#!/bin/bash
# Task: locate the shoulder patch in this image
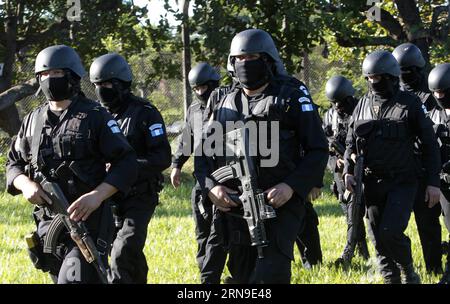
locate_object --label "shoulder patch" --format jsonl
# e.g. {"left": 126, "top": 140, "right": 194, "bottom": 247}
{"left": 149, "top": 123, "right": 164, "bottom": 137}
{"left": 107, "top": 120, "right": 121, "bottom": 134}
{"left": 299, "top": 85, "right": 310, "bottom": 96}
{"left": 298, "top": 96, "right": 312, "bottom": 104}
{"left": 421, "top": 104, "right": 428, "bottom": 115}
{"left": 301, "top": 104, "right": 314, "bottom": 112}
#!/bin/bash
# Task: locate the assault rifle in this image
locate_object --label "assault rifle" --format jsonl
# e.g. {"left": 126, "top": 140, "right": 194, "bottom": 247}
{"left": 211, "top": 127, "right": 276, "bottom": 258}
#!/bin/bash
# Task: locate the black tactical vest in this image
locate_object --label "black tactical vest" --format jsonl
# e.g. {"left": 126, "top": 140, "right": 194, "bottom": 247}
{"left": 352, "top": 91, "right": 419, "bottom": 178}
{"left": 212, "top": 78, "right": 302, "bottom": 191}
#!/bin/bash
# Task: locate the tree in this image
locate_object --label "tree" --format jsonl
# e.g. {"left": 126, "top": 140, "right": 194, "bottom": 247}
{"left": 154, "top": 0, "right": 325, "bottom": 77}
{"left": 322, "top": 0, "right": 450, "bottom": 69}
{"left": 0, "top": 0, "right": 147, "bottom": 136}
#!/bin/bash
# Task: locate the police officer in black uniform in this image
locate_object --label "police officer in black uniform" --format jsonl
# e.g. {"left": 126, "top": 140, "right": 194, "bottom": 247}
{"left": 295, "top": 190, "right": 323, "bottom": 269}
{"left": 199, "top": 29, "right": 328, "bottom": 284}
{"left": 323, "top": 76, "right": 369, "bottom": 266}
{"left": 393, "top": 43, "right": 442, "bottom": 274}
{"left": 427, "top": 63, "right": 450, "bottom": 284}
{"left": 170, "top": 62, "right": 227, "bottom": 283}
{"left": 89, "top": 53, "right": 171, "bottom": 284}
{"left": 344, "top": 50, "right": 441, "bottom": 284}
{"left": 6, "top": 45, "right": 138, "bottom": 284}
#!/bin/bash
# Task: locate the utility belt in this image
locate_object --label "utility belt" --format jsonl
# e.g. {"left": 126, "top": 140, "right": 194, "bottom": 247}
{"left": 364, "top": 167, "right": 412, "bottom": 180}
{"left": 127, "top": 178, "right": 162, "bottom": 197}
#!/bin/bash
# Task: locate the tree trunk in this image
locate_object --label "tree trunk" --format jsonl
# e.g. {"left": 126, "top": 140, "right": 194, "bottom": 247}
{"left": 180, "top": 0, "right": 191, "bottom": 121}
{"left": 0, "top": 15, "right": 21, "bottom": 137}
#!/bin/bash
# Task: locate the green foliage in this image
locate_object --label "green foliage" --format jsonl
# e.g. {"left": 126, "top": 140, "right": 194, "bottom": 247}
{"left": 0, "top": 1, "right": 147, "bottom": 83}
{"left": 155, "top": 0, "right": 325, "bottom": 75}
{"left": 0, "top": 154, "right": 6, "bottom": 192}
{"left": 322, "top": 0, "right": 449, "bottom": 67}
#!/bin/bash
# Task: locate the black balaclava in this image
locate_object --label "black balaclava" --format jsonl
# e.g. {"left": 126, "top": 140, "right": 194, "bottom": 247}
{"left": 368, "top": 74, "right": 399, "bottom": 99}
{"left": 400, "top": 66, "right": 423, "bottom": 90}
{"left": 39, "top": 70, "right": 79, "bottom": 102}
{"left": 195, "top": 80, "right": 219, "bottom": 104}
{"left": 234, "top": 55, "right": 273, "bottom": 90}
{"left": 334, "top": 96, "right": 357, "bottom": 116}
{"left": 435, "top": 89, "right": 450, "bottom": 109}
{"left": 95, "top": 79, "right": 131, "bottom": 113}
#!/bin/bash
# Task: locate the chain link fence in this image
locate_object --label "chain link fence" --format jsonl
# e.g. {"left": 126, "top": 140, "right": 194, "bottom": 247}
{"left": 0, "top": 57, "right": 186, "bottom": 151}
{"left": 0, "top": 52, "right": 337, "bottom": 158}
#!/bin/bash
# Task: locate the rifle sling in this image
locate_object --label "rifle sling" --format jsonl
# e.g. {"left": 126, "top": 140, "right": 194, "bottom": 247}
{"left": 30, "top": 105, "right": 49, "bottom": 171}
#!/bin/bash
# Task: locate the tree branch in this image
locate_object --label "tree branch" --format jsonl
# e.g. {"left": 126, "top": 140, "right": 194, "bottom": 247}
{"left": 16, "top": 18, "right": 71, "bottom": 50}
{"left": 336, "top": 35, "right": 398, "bottom": 48}
{"left": 430, "top": 5, "right": 449, "bottom": 41}
{"left": 0, "top": 78, "right": 38, "bottom": 112}
{"left": 377, "top": 9, "right": 405, "bottom": 40}
{"left": 394, "top": 0, "right": 421, "bottom": 28}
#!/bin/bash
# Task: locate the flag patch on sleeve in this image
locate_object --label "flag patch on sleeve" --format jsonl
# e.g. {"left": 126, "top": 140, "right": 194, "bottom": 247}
{"left": 301, "top": 104, "right": 314, "bottom": 112}
{"left": 107, "top": 120, "right": 121, "bottom": 134}
{"left": 149, "top": 123, "right": 164, "bottom": 137}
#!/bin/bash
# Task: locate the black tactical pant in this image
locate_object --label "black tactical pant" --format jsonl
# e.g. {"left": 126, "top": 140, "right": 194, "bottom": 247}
{"left": 440, "top": 190, "right": 450, "bottom": 261}
{"left": 191, "top": 184, "right": 227, "bottom": 283}
{"left": 200, "top": 206, "right": 228, "bottom": 283}
{"left": 220, "top": 198, "right": 305, "bottom": 284}
{"left": 57, "top": 244, "right": 109, "bottom": 284}
{"left": 331, "top": 171, "right": 367, "bottom": 253}
{"left": 364, "top": 178, "right": 417, "bottom": 281}
{"left": 295, "top": 201, "right": 322, "bottom": 267}
{"left": 413, "top": 178, "right": 442, "bottom": 273}
{"left": 442, "top": 190, "right": 450, "bottom": 233}
{"left": 108, "top": 191, "right": 157, "bottom": 284}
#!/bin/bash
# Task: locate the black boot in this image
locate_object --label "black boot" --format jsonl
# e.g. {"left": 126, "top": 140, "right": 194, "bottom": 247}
{"left": 334, "top": 243, "right": 354, "bottom": 268}
{"left": 357, "top": 239, "right": 370, "bottom": 261}
{"left": 438, "top": 263, "right": 450, "bottom": 284}
{"left": 398, "top": 263, "right": 421, "bottom": 284}
{"left": 383, "top": 275, "right": 401, "bottom": 284}
{"left": 438, "top": 250, "right": 450, "bottom": 284}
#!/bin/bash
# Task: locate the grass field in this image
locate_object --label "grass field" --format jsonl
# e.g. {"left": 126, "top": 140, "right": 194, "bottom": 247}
{"left": 0, "top": 169, "right": 447, "bottom": 284}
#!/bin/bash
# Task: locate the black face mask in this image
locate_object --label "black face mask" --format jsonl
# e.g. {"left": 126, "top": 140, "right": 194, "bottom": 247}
{"left": 195, "top": 82, "right": 217, "bottom": 104}
{"left": 40, "top": 76, "right": 72, "bottom": 102}
{"left": 368, "top": 76, "right": 398, "bottom": 98}
{"left": 400, "top": 67, "right": 422, "bottom": 89}
{"left": 435, "top": 89, "right": 450, "bottom": 109}
{"left": 234, "top": 58, "right": 271, "bottom": 90}
{"left": 335, "top": 96, "right": 356, "bottom": 116}
{"left": 95, "top": 86, "right": 122, "bottom": 112}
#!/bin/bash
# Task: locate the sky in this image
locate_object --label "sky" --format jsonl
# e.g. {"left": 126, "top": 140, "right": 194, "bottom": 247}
{"left": 134, "top": 0, "right": 194, "bottom": 25}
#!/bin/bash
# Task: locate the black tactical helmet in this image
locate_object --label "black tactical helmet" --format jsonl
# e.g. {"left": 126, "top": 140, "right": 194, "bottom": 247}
{"left": 325, "top": 75, "right": 355, "bottom": 101}
{"left": 428, "top": 63, "right": 450, "bottom": 92}
{"left": 228, "top": 28, "right": 287, "bottom": 76}
{"left": 188, "top": 62, "right": 220, "bottom": 87}
{"left": 89, "top": 53, "right": 133, "bottom": 83}
{"left": 35, "top": 45, "right": 86, "bottom": 78}
{"left": 362, "top": 50, "right": 401, "bottom": 77}
{"left": 392, "top": 43, "right": 425, "bottom": 68}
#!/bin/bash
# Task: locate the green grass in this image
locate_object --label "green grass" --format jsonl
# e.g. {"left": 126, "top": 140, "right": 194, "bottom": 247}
{"left": 0, "top": 168, "right": 447, "bottom": 284}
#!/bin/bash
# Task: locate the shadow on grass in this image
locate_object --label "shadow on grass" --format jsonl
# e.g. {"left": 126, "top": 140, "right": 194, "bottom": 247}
{"left": 155, "top": 179, "right": 196, "bottom": 218}
{"left": 314, "top": 202, "right": 344, "bottom": 218}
